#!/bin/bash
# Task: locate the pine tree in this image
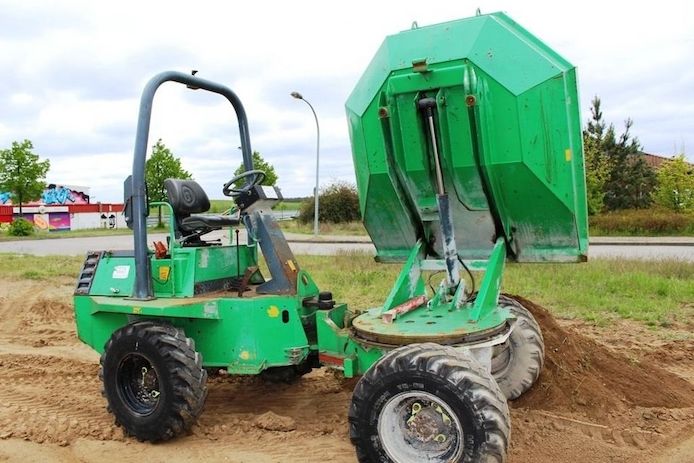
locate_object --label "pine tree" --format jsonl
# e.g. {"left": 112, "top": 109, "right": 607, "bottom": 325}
{"left": 584, "top": 97, "right": 656, "bottom": 211}
{"left": 582, "top": 98, "right": 609, "bottom": 214}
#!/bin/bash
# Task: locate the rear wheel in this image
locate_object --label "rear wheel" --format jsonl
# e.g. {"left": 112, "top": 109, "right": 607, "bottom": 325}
{"left": 491, "top": 295, "right": 545, "bottom": 400}
{"left": 349, "top": 343, "right": 510, "bottom": 463}
{"left": 100, "top": 321, "right": 207, "bottom": 441}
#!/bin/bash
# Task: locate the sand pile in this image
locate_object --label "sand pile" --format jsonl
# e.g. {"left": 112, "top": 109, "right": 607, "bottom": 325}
{"left": 511, "top": 295, "right": 694, "bottom": 420}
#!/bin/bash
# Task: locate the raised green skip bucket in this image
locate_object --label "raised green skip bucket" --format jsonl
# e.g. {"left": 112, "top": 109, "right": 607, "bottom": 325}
{"left": 346, "top": 12, "right": 588, "bottom": 263}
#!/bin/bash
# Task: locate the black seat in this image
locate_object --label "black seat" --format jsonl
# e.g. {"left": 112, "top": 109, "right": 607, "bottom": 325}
{"left": 164, "top": 179, "right": 238, "bottom": 243}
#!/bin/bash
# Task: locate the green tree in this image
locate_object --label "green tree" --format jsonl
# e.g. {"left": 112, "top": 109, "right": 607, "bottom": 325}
{"left": 298, "top": 181, "right": 360, "bottom": 224}
{"left": 584, "top": 96, "right": 656, "bottom": 211}
{"left": 146, "top": 139, "right": 192, "bottom": 226}
{"left": 233, "top": 151, "right": 278, "bottom": 188}
{"left": 583, "top": 137, "right": 609, "bottom": 214}
{"left": 654, "top": 155, "right": 694, "bottom": 212}
{"left": 582, "top": 100, "right": 609, "bottom": 214}
{"left": 0, "top": 139, "right": 50, "bottom": 216}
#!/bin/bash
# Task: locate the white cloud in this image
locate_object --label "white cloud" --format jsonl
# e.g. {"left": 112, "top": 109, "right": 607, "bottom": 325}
{"left": 47, "top": 152, "right": 131, "bottom": 203}
{"left": 0, "top": 0, "right": 692, "bottom": 202}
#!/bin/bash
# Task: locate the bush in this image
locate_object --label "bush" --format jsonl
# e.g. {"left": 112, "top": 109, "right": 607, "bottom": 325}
{"left": 589, "top": 208, "right": 694, "bottom": 236}
{"left": 298, "top": 182, "right": 361, "bottom": 224}
{"left": 8, "top": 218, "right": 35, "bottom": 236}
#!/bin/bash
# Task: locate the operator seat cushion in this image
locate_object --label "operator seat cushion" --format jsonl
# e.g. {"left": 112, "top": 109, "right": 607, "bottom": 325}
{"left": 164, "top": 179, "right": 238, "bottom": 236}
{"left": 165, "top": 178, "right": 210, "bottom": 215}
{"left": 180, "top": 215, "right": 238, "bottom": 232}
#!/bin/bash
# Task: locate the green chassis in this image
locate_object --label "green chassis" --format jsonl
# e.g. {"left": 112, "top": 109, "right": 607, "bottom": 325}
{"left": 74, "top": 207, "right": 512, "bottom": 378}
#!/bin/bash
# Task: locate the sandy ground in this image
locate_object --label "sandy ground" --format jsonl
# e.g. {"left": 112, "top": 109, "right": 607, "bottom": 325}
{"left": 0, "top": 277, "right": 693, "bottom": 463}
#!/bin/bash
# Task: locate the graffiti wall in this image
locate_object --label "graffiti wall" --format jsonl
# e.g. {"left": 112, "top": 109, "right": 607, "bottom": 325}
{"left": 19, "top": 212, "right": 71, "bottom": 231}
{"left": 0, "top": 192, "right": 124, "bottom": 229}
{"left": 0, "top": 184, "right": 90, "bottom": 205}
{"left": 49, "top": 212, "right": 71, "bottom": 231}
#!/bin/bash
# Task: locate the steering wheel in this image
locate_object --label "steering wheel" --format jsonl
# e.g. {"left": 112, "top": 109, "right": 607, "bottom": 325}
{"left": 222, "top": 169, "right": 266, "bottom": 197}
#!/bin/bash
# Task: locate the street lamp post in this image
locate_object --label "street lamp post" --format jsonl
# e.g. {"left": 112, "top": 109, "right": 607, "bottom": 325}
{"left": 291, "top": 91, "right": 320, "bottom": 236}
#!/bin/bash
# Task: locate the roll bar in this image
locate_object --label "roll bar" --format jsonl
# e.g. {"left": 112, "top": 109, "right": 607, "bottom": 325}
{"left": 129, "top": 71, "right": 254, "bottom": 300}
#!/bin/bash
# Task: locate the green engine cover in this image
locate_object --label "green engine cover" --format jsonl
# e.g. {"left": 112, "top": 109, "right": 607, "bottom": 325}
{"left": 346, "top": 12, "right": 588, "bottom": 263}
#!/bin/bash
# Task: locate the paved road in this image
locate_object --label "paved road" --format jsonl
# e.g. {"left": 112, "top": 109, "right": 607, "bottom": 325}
{"left": 0, "top": 232, "right": 693, "bottom": 261}
{"left": 0, "top": 231, "right": 377, "bottom": 257}
{"left": 588, "top": 245, "right": 694, "bottom": 261}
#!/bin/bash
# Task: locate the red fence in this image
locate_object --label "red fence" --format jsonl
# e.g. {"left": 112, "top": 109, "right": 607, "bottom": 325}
{"left": 0, "top": 205, "right": 11, "bottom": 223}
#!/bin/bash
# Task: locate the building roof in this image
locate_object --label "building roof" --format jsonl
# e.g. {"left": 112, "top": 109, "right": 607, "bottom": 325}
{"left": 638, "top": 151, "right": 694, "bottom": 169}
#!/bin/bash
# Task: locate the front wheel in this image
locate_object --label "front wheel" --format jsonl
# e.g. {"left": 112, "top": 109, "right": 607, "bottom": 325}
{"left": 100, "top": 321, "right": 208, "bottom": 441}
{"left": 349, "top": 343, "right": 510, "bottom": 463}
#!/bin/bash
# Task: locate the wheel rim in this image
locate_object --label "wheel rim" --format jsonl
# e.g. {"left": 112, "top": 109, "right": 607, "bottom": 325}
{"left": 491, "top": 338, "right": 512, "bottom": 376}
{"left": 117, "top": 353, "right": 161, "bottom": 416}
{"left": 378, "top": 391, "right": 464, "bottom": 463}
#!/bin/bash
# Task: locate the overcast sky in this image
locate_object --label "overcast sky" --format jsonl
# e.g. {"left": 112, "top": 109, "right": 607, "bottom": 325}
{"left": 0, "top": 0, "right": 692, "bottom": 203}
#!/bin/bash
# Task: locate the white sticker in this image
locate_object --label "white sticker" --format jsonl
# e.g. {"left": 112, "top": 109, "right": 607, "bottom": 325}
{"left": 261, "top": 185, "right": 278, "bottom": 199}
{"left": 199, "top": 248, "right": 209, "bottom": 268}
{"left": 203, "top": 302, "right": 219, "bottom": 319}
{"left": 112, "top": 265, "right": 130, "bottom": 279}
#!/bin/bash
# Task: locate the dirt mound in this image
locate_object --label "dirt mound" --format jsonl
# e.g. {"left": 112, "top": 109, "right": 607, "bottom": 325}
{"left": 644, "top": 339, "right": 694, "bottom": 364}
{"left": 26, "top": 297, "right": 73, "bottom": 322}
{"left": 0, "top": 275, "right": 693, "bottom": 462}
{"left": 253, "top": 411, "right": 297, "bottom": 432}
{"left": 512, "top": 295, "right": 694, "bottom": 421}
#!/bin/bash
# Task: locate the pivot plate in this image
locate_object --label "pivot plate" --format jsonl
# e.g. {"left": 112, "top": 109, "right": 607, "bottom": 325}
{"left": 352, "top": 302, "right": 509, "bottom": 346}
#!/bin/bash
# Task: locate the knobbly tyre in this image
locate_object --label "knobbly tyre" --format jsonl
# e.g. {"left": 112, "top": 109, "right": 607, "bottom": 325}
{"left": 74, "top": 11, "right": 587, "bottom": 462}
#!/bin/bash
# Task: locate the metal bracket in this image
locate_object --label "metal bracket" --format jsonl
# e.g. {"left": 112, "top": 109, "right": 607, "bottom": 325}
{"left": 380, "top": 241, "right": 426, "bottom": 313}
{"left": 469, "top": 238, "right": 506, "bottom": 321}
{"left": 249, "top": 211, "right": 300, "bottom": 295}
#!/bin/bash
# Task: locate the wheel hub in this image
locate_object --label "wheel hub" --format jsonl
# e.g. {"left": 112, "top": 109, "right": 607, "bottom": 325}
{"left": 406, "top": 402, "right": 452, "bottom": 447}
{"left": 118, "top": 353, "right": 161, "bottom": 415}
{"left": 378, "top": 391, "right": 463, "bottom": 463}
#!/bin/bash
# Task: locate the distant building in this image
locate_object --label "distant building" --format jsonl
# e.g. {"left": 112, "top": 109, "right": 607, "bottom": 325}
{"left": 0, "top": 183, "right": 124, "bottom": 231}
{"left": 638, "top": 151, "right": 694, "bottom": 170}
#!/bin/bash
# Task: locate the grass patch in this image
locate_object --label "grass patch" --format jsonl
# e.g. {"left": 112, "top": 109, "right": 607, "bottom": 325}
{"left": 208, "top": 199, "right": 234, "bottom": 214}
{"left": 0, "top": 227, "right": 134, "bottom": 242}
{"left": 208, "top": 199, "right": 302, "bottom": 214}
{"left": 590, "top": 208, "right": 694, "bottom": 236}
{"left": 281, "top": 220, "right": 368, "bottom": 236}
{"left": 503, "top": 259, "right": 694, "bottom": 327}
{"left": 0, "top": 254, "right": 84, "bottom": 279}
{"left": 276, "top": 200, "right": 302, "bottom": 212}
{"left": 300, "top": 255, "right": 693, "bottom": 328}
{"left": 2, "top": 252, "right": 690, "bottom": 330}
{"left": 300, "top": 253, "right": 397, "bottom": 310}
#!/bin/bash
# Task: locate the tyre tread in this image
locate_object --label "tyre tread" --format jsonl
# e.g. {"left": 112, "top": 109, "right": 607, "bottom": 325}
{"left": 495, "top": 295, "right": 545, "bottom": 400}
{"left": 349, "top": 343, "right": 510, "bottom": 463}
{"left": 99, "top": 321, "right": 207, "bottom": 442}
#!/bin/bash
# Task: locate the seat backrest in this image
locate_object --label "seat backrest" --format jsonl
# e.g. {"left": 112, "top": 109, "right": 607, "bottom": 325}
{"left": 164, "top": 179, "right": 210, "bottom": 218}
